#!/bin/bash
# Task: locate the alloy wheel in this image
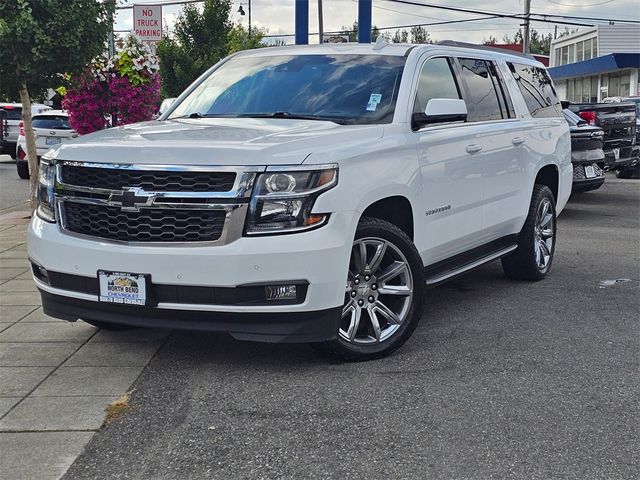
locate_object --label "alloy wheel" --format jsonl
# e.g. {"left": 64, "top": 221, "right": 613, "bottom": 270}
{"left": 534, "top": 197, "right": 554, "bottom": 272}
{"left": 340, "top": 237, "right": 414, "bottom": 345}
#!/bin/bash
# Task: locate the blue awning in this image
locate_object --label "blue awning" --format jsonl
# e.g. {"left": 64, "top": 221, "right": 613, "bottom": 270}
{"left": 548, "top": 53, "right": 640, "bottom": 80}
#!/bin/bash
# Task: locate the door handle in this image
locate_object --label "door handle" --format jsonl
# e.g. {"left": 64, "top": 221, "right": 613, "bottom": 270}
{"left": 512, "top": 136, "right": 526, "bottom": 145}
{"left": 466, "top": 144, "right": 482, "bottom": 154}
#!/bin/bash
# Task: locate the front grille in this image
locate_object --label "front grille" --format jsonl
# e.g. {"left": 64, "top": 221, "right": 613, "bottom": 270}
{"left": 60, "top": 165, "right": 236, "bottom": 192}
{"left": 62, "top": 202, "right": 226, "bottom": 242}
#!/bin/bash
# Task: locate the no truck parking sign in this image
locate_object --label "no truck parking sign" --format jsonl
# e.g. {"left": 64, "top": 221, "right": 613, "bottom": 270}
{"left": 133, "top": 4, "right": 162, "bottom": 42}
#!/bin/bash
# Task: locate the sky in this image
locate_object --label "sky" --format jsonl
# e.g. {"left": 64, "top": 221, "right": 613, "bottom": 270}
{"left": 115, "top": 0, "right": 640, "bottom": 45}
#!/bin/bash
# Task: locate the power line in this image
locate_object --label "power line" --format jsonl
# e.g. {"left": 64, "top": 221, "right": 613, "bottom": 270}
{"left": 115, "top": 0, "right": 203, "bottom": 10}
{"left": 544, "top": 0, "right": 616, "bottom": 6}
{"left": 384, "top": 0, "right": 640, "bottom": 25}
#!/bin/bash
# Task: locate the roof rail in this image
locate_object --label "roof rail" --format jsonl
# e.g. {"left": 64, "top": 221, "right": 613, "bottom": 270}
{"left": 436, "top": 40, "right": 538, "bottom": 61}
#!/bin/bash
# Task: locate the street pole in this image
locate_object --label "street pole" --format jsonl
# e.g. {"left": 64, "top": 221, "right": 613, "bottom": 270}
{"left": 248, "top": 0, "right": 252, "bottom": 37}
{"left": 318, "top": 0, "right": 324, "bottom": 44}
{"left": 523, "top": 0, "right": 531, "bottom": 54}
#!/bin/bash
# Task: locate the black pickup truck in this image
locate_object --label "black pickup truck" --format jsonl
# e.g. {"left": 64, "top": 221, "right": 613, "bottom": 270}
{"left": 564, "top": 101, "right": 639, "bottom": 178}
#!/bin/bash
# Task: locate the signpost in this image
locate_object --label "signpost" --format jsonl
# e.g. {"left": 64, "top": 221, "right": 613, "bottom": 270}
{"left": 133, "top": 4, "right": 162, "bottom": 42}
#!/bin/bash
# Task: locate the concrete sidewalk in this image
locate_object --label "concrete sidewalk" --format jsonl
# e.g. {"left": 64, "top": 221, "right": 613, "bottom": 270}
{"left": 0, "top": 213, "right": 169, "bottom": 479}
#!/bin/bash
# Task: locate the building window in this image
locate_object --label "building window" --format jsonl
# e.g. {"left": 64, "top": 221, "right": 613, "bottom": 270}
{"left": 561, "top": 46, "right": 568, "bottom": 65}
{"left": 620, "top": 71, "right": 631, "bottom": 96}
{"left": 609, "top": 72, "right": 620, "bottom": 97}
{"left": 590, "top": 76, "right": 598, "bottom": 102}
{"left": 568, "top": 44, "right": 575, "bottom": 63}
{"left": 592, "top": 38, "right": 598, "bottom": 58}
{"left": 584, "top": 40, "right": 592, "bottom": 60}
{"left": 576, "top": 42, "right": 584, "bottom": 62}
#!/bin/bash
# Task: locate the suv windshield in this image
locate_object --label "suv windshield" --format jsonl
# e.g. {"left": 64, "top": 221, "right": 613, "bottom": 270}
{"left": 168, "top": 54, "right": 406, "bottom": 125}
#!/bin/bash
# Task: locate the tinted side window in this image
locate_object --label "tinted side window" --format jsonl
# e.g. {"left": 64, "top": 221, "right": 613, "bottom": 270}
{"left": 457, "top": 58, "right": 504, "bottom": 122}
{"left": 488, "top": 62, "right": 515, "bottom": 119}
{"left": 413, "top": 57, "right": 460, "bottom": 114}
{"left": 509, "top": 63, "right": 562, "bottom": 118}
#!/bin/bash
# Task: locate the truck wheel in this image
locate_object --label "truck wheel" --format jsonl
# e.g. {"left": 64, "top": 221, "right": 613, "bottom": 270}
{"left": 502, "top": 185, "right": 556, "bottom": 281}
{"left": 319, "top": 217, "right": 425, "bottom": 361}
{"left": 16, "top": 161, "right": 29, "bottom": 179}
{"left": 615, "top": 169, "right": 633, "bottom": 179}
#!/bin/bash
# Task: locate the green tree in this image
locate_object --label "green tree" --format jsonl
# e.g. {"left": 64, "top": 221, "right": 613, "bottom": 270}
{"left": 338, "top": 21, "right": 384, "bottom": 43}
{"left": 157, "top": 0, "right": 232, "bottom": 98}
{"left": 410, "top": 26, "right": 431, "bottom": 44}
{"left": 502, "top": 28, "right": 554, "bottom": 56}
{"left": 391, "top": 29, "right": 409, "bottom": 43}
{"left": 483, "top": 35, "right": 498, "bottom": 45}
{"left": 0, "top": 0, "right": 115, "bottom": 207}
{"left": 227, "top": 23, "right": 266, "bottom": 54}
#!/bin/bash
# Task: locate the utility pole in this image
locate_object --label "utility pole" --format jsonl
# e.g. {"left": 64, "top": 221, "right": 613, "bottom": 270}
{"left": 248, "top": 0, "right": 252, "bottom": 37}
{"left": 523, "top": 0, "right": 531, "bottom": 54}
{"left": 318, "top": 0, "right": 324, "bottom": 44}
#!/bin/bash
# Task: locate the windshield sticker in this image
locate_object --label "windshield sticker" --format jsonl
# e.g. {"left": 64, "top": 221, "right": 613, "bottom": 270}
{"left": 366, "top": 93, "right": 383, "bottom": 112}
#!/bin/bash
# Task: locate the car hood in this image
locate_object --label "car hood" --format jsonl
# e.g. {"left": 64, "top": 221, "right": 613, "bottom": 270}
{"left": 46, "top": 118, "right": 384, "bottom": 166}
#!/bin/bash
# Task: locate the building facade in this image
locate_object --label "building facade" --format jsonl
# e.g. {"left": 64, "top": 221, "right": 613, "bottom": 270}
{"left": 548, "top": 24, "right": 640, "bottom": 102}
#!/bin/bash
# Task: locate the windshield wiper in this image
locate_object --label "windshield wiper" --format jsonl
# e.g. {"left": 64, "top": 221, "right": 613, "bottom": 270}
{"left": 171, "top": 112, "right": 352, "bottom": 125}
{"left": 241, "top": 112, "right": 350, "bottom": 125}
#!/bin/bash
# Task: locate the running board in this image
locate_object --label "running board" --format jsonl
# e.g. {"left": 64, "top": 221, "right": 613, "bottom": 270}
{"left": 425, "top": 243, "right": 518, "bottom": 287}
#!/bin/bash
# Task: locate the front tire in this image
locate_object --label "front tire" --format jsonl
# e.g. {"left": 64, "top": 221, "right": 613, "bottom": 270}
{"left": 319, "top": 217, "right": 425, "bottom": 361}
{"left": 502, "top": 185, "right": 556, "bottom": 281}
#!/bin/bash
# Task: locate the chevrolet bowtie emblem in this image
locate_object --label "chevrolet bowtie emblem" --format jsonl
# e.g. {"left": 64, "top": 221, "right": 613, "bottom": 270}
{"left": 108, "top": 187, "right": 156, "bottom": 212}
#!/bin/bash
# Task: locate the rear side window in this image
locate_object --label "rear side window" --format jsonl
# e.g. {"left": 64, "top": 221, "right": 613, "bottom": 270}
{"left": 413, "top": 57, "right": 460, "bottom": 114}
{"left": 457, "top": 58, "right": 504, "bottom": 122}
{"left": 32, "top": 116, "right": 71, "bottom": 130}
{"left": 0, "top": 107, "right": 22, "bottom": 121}
{"left": 508, "top": 63, "right": 561, "bottom": 118}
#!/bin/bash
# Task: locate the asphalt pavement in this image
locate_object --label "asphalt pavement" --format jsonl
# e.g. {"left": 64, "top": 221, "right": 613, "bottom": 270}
{"left": 53, "top": 178, "right": 640, "bottom": 479}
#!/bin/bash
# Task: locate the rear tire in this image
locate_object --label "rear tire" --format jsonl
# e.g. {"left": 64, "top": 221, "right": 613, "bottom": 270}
{"left": 502, "top": 185, "right": 556, "bottom": 281}
{"left": 16, "top": 161, "right": 29, "bottom": 179}
{"left": 317, "top": 217, "right": 425, "bottom": 362}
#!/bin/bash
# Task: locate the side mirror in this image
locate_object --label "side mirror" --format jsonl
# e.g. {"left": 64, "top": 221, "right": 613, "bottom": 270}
{"left": 159, "top": 97, "right": 177, "bottom": 115}
{"left": 412, "top": 98, "right": 467, "bottom": 129}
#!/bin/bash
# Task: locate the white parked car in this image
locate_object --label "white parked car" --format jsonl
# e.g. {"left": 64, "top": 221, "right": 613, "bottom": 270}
{"left": 28, "top": 42, "right": 572, "bottom": 360}
{"left": 15, "top": 110, "right": 77, "bottom": 179}
{"left": 0, "top": 102, "right": 51, "bottom": 157}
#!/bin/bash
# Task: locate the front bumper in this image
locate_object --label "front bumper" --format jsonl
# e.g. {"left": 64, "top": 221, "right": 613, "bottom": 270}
{"left": 28, "top": 211, "right": 356, "bottom": 340}
{"left": 41, "top": 291, "right": 341, "bottom": 343}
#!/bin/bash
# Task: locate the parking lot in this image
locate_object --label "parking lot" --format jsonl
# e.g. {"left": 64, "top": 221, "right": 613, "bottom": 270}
{"left": 0, "top": 168, "right": 638, "bottom": 479}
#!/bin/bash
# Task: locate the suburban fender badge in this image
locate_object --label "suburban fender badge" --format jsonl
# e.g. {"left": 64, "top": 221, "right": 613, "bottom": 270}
{"left": 425, "top": 205, "right": 451, "bottom": 216}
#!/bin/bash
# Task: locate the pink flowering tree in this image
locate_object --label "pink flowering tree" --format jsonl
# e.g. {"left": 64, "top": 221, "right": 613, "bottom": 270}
{"left": 63, "top": 35, "right": 161, "bottom": 135}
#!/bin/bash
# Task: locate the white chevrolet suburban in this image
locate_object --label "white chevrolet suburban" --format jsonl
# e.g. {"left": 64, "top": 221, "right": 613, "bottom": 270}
{"left": 28, "top": 42, "right": 572, "bottom": 360}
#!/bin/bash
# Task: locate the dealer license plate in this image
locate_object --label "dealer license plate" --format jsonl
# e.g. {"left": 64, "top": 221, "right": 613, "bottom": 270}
{"left": 613, "top": 148, "right": 620, "bottom": 160}
{"left": 584, "top": 165, "right": 596, "bottom": 178}
{"left": 98, "top": 271, "right": 149, "bottom": 306}
{"left": 45, "top": 137, "right": 61, "bottom": 145}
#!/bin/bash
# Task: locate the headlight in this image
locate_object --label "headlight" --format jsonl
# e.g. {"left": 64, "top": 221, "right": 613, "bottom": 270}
{"left": 245, "top": 165, "right": 338, "bottom": 235}
{"left": 36, "top": 159, "right": 56, "bottom": 222}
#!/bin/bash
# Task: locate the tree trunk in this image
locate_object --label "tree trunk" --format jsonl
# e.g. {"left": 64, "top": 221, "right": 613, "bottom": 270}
{"left": 18, "top": 84, "right": 39, "bottom": 212}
